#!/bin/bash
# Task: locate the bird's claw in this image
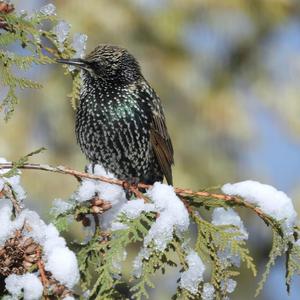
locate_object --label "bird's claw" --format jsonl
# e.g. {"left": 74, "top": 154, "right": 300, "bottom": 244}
{"left": 122, "top": 177, "right": 139, "bottom": 199}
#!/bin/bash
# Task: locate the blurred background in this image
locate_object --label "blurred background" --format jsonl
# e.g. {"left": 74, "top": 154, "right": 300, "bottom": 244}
{"left": 1, "top": 0, "right": 300, "bottom": 299}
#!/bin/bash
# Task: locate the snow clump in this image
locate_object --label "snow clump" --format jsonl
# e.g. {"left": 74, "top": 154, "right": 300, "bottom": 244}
{"left": 212, "top": 207, "right": 248, "bottom": 267}
{"left": 0, "top": 202, "right": 79, "bottom": 289}
{"left": 0, "top": 157, "right": 26, "bottom": 202}
{"left": 180, "top": 250, "right": 205, "bottom": 294}
{"left": 5, "top": 273, "right": 43, "bottom": 300}
{"left": 202, "top": 283, "right": 215, "bottom": 300}
{"left": 53, "top": 20, "right": 71, "bottom": 52}
{"left": 72, "top": 32, "right": 88, "bottom": 58}
{"left": 222, "top": 180, "right": 297, "bottom": 235}
{"left": 39, "top": 3, "right": 56, "bottom": 16}
{"left": 144, "top": 182, "right": 190, "bottom": 251}
{"left": 76, "top": 164, "right": 127, "bottom": 229}
{"left": 212, "top": 207, "right": 248, "bottom": 240}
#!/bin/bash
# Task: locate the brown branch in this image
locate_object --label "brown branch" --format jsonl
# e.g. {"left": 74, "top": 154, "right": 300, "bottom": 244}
{"left": 36, "top": 248, "right": 48, "bottom": 285}
{"left": 0, "top": 162, "right": 272, "bottom": 224}
{"left": 0, "top": 1, "right": 14, "bottom": 31}
{"left": 176, "top": 187, "right": 272, "bottom": 224}
{"left": 2, "top": 183, "right": 21, "bottom": 214}
{"left": 0, "top": 1, "right": 14, "bottom": 14}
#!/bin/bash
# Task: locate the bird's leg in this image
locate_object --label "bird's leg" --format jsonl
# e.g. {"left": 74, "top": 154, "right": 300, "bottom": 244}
{"left": 74, "top": 175, "right": 82, "bottom": 183}
{"left": 122, "top": 181, "right": 132, "bottom": 200}
{"left": 84, "top": 162, "right": 96, "bottom": 174}
{"left": 91, "top": 162, "right": 96, "bottom": 174}
{"left": 130, "top": 177, "right": 140, "bottom": 189}
{"left": 122, "top": 177, "right": 140, "bottom": 200}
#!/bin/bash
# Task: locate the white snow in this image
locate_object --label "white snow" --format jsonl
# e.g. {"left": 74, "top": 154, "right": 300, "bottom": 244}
{"left": 5, "top": 273, "right": 43, "bottom": 300}
{"left": 132, "top": 247, "right": 151, "bottom": 278}
{"left": 0, "top": 157, "right": 79, "bottom": 289}
{"left": 82, "top": 290, "right": 90, "bottom": 299}
{"left": 202, "top": 283, "right": 215, "bottom": 300}
{"left": 43, "top": 223, "right": 67, "bottom": 254}
{"left": 53, "top": 21, "right": 71, "bottom": 52}
{"left": 222, "top": 180, "right": 298, "bottom": 235}
{"left": 221, "top": 278, "right": 237, "bottom": 294}
{"left": 45, "top": 246, "right": 79, "bottom": 288}
{"left": 0, "top": 200, "right": 15, "bottom": 246}
{"left": 212, "top": 208, "right": 248, "bottom": 240}
{"left": 40, "top": 3, "right": 56, "bottom": 16}
{"left": 92, "top": 164, "right": 126, "bottom": 204}
{"left": 144, "top": 182, "right": 189, "bottom": 251}
{"left": 111, "top": 250, "right": 127, "bottom": 273}
{"left": 7, "top": 173, "right": 26, "bottom": 202}
{"left": 118, "top": 199, "right": 155, "bottom": 219}
{"left": 212, "top": 208, "right": 248, "bottom": 267}
{"left": 180, "top": 250, "right": 205, "bottom": 294}
{"left": 0, "top": 200, "right": 32, "bottom": 246}
{"left": 110, "top": 190, "right": 154, "bottom": 231}
{"left": 130, "top": 183, "right": 190, "bottom": 276}
{"left": 0, "top": 177, "right": 4, "bottom": 191}
{"left": 129, "top": 185, "right": 190, "bottom": 273}
{"left": 0, "top": 157, "right": 26, "bottom": 202}
{"left": 21, "top": 212, "right": 79, "bottom": 288}
{"left": 67, "top": 33, "right": 88, "bottom": 71}
{"left": 218, "top": 247, "right": 241, "bottom": 267}
{"left": 0, "top": 202, "right": 79, "bottom": 288}
{"left": 77, "top": 179, "right": 96, "bottom": 201}
{"left": 76, "top": 164, "right": 127, "bottom": 229}
{"left": 111, "top": 221, "right": 129, "bottom": 231}
{"left": 144, "top": 215, "right": 174, "bottom": 251}
{"left": 51, "top": 198, "right": 74, "bottom": 215}
{"left": 72, "top": 33, "right": 88, "bottom": 58}
{"left": 63, "top": 297, "right": 75, "bottom": 300}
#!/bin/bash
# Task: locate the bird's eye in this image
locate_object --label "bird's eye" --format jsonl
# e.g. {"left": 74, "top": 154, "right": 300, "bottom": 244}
{"left": 85, "top": 61, "right": 103, "bottom": 73}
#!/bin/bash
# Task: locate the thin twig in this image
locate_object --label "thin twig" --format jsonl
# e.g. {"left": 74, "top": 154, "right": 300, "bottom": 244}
{"left": 0, "top": 1, "right": 14, "bottom": 31}
{"left": 36, "top": 248, "right": 51, "bottom": 300}
{"left": 93, "top": 213, "right": 100, "bottom": 229}
{"left": 36, "top": 248, "right": 48, "bottom": 285}
{"left": 0, "top": 162, "right": 271, "bottom": 222}
{"left": 2, "top": 184, "right": 21, "bottom": 214}
{"left": 0, "top": 1, "right": 14, "bottom": 14}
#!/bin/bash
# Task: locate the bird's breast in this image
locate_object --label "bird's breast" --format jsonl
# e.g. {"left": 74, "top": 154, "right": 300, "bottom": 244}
{"left": 75, "top": 86, "right": 152, "bottom": 162}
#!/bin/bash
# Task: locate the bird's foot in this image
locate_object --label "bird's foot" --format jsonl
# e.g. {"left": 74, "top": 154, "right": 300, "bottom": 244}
{"left": 84, "top": 163, "right": 96, "bottom": 174}
{"left": 122, "top": 177, "right": 140, "bottom": 200}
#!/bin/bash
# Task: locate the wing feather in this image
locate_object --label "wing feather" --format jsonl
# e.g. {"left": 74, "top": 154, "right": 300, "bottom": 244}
{"left": 150, "top": 112, "right": 174, "bottom": 185}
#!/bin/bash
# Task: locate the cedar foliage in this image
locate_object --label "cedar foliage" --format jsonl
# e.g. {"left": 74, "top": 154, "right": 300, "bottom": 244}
{"left": 0, "top": 3, "right": 80, "bottom": 120}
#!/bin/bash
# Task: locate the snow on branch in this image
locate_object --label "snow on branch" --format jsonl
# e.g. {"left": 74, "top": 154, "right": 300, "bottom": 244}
{"left": 0, "top": 161, "right": 281, "bottom": 225}
{"left": 0, "top": 159, "right": 300, "bottom": 299}
{"left": 0, "top": 166, "right": 78, "bottom": 299}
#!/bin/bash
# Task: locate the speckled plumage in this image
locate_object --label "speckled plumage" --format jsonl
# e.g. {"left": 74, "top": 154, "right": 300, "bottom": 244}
{"left": 58, "top": 45, "right": 174, "bottom": 185}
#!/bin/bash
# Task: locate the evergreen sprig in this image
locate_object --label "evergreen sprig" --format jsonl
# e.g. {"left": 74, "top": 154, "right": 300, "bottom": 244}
{"left": 0, "top": 5, "right": 80, "bottom": 120}
{"left": 286, "top": 237, "right": 300, "bottom": 292}
{"left": 49, "top": 187, "right": 299, "bottom": 300}
{"left": 0, "top": 156, "right": 299, "bottom": 299}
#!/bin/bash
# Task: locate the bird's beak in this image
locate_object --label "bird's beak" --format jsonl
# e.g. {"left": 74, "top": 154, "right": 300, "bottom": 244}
{"left": 56, "top": 58, "right": 88, "bottom": 70}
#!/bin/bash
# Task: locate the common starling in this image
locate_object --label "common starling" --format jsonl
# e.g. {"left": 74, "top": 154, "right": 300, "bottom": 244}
{"left": 57, "top": 44, "right": 174, "bottom": 185}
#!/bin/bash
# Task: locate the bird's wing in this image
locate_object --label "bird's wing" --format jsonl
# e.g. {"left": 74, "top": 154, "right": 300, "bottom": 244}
{"left": 149, "top": 103, "right": 174, "bottom": 186}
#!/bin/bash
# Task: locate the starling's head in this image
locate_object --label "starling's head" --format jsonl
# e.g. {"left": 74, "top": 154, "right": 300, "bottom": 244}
{"left": 57, "top": 44, "right": 142, "bottom": 84}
